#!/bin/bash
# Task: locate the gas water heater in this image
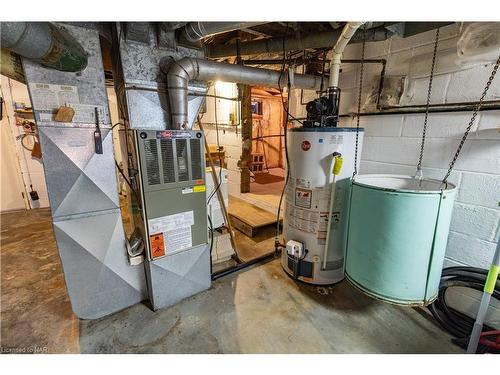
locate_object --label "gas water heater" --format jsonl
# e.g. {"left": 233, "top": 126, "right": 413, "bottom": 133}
{"left": 281, "top": 88, "right": 364, "bottom": 285}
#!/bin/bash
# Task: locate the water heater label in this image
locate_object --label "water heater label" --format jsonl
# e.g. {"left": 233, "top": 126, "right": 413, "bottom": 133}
{"left": 285, "top": 203, "right": 319, "bottom": 234}
{"left": 295, "top": 188, "right": 312, "bottom": 209}
{"left": 296, "top": 178, "right": 311, "bottom": 189}
{"left": 328, "top": 134, "right": 343, "bottom": 144}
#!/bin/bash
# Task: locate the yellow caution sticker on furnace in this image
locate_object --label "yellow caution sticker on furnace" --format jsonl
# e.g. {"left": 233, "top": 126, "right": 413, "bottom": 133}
{"left": 193, "top": 185, "right": 206, "bottom": 193}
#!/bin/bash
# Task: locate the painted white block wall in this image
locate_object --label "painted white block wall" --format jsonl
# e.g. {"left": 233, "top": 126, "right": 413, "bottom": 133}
{"left": 202, "top": 124, "right": 242, "bottom": 197}
{"left": 1, "top": 76, "right": 50, "bottom": 209}
{"left": 0, "top": 88, "right": 27, "bottom": 212}
{"left": 289, "top": 23, "right": 500, "bottom": 326}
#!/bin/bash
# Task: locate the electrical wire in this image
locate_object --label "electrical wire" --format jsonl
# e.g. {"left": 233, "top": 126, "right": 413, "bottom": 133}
{"left": 20, "top": 133, "right": 36, "bottom": 151}
{"left": 428, "top": 266, "right": 500, "bottom": 351}
{"left": 206, "top": 86, "right": 225, "bottom": 205}
{"left": 275, "top": 23, "right": 293, "bottom": 250}
{"left": 207, "top": 214, "right": 214, "bottom": 275}
{"left": 114, "top": 159, "right": 143, "bottom": 219}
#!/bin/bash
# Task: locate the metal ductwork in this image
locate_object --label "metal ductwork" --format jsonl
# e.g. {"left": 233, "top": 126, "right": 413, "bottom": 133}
{"left": 161, "top": 57, "right": 324, "bottom": 129}
{"left": 207, "top": 25, "right": 392, "bottom": 58}
{"left": 180, "top": 22, "right": 266, "bottom": 43}
{"left": 0, "top": 22, "right": 88, "bottom": 72}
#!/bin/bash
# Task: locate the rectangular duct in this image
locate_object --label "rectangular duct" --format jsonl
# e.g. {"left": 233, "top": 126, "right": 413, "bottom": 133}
{"left": 22, "top": 24, "right": 147, "bottom": 319}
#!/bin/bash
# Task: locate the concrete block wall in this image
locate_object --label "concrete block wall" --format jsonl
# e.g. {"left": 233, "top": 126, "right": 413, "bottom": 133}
{"left": 290, "top": 23, "right": 500, "bottom": 325}
{"left": 202, "top": 123, "right": 243, "bottom": 197}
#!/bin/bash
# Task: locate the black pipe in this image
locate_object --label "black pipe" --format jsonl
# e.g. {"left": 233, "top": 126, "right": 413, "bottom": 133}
{"left": 352, "top": 101, "right": 500, "bottom": 116}
{"left": 290, "top": 100, "right": 500, "bottom": 120}
{"left": 242, "top": 58, "right": 386, "bottom": 66}
{"left": 211, "top": 250, "right": 279, "bottom": 281}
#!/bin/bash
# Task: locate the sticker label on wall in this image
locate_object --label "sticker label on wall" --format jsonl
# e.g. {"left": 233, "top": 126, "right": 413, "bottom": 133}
{"left": 29, "top": 83, "right": 79, "bottom": 111}
{"left": 150, "top": 233, "right": 165, "bottom": 258}
{"left": 295, "top": 188, "right": 312, "bottom": 209}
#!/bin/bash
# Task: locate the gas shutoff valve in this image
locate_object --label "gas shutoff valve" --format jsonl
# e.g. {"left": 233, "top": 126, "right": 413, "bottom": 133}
{"left": 286, "top": 240, "right": 304, "bottom": 258}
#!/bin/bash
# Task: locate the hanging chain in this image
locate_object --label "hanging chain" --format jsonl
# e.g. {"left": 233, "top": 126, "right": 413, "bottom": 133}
{"left": 416, "top": 28, "right": 440, "bottom": 177}
{"left": 442, "top": 54, "right": 500, "bottom": 185}
{"left": 353, "top": 27, "right": 366, "bottom": 178}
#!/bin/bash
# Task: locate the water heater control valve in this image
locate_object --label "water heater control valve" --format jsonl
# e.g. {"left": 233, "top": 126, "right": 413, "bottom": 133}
{"left": 286, "top": 240, "right": 305, "bottom": 258}
{"left": 303, "top": 86, "right": 341, "bottom": 128}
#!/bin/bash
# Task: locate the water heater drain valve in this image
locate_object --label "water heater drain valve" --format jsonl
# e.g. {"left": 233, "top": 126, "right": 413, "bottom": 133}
{"left": 286, "top": 240, "right": 305, "bottom": 258}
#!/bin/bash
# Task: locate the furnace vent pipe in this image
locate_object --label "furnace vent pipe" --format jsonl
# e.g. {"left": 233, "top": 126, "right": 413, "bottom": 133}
{"left": 181, "top": 22, "right": 266, "bottom": 43}
{"left": 161, "top": 57, "right": 323, "bottom": 129}
{"left": 0, "top": 22, "right": 88, "bottom": 72}
{"left": 329, "top": 22, "right": 365, "bottom": 87}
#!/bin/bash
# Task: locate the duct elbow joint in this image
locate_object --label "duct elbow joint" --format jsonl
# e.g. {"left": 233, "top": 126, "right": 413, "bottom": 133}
{"left": 162, "top": 57, "right": 198, "bottom": 129}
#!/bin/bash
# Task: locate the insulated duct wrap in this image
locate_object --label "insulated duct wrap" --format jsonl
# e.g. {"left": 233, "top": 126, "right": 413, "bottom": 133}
{"left": 1, "top": 22, "right": 88, "bottom": 72}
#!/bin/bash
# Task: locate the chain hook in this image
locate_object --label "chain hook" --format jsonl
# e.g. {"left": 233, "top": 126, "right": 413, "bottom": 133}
{"left": 352, "top": 26, "right": 366, "bottom": 179}
{"left": 415, "top": 28, "right": 440, "bottom": 180}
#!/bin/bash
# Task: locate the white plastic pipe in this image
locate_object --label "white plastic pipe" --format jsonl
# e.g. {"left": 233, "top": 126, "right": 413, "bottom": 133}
{"left": 328, "top": 22, "right": 365, "bottom": 87}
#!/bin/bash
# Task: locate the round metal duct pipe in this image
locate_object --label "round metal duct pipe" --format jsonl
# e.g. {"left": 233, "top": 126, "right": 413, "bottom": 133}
{"left": 0, "top": 22, "right": 88, "bottom": 72}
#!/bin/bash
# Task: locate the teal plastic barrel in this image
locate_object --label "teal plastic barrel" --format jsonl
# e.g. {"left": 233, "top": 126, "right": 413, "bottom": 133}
{"left": 345, "top": 175, "right": 457, "bottom": 306}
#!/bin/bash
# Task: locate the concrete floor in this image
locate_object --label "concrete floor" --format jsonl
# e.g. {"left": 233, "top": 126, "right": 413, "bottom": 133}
{"left": 1, "top": 208, "right": 462, "bottom": 354}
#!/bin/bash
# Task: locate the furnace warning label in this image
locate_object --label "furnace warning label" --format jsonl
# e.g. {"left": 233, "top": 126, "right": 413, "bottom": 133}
{"left": 295, "top": 188, "right": 312, "bottom": 209}
{"left": 148, "top": 211, "right": 194, "bottom": 233}
{"left": 165, "top": 227, "right": 192, "bottom": 253}
{"left": 148, "top": 211, "right": 194, "bottom": 257}
{"left": 150, "top": 233, "right": 165, "bottom": 258}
